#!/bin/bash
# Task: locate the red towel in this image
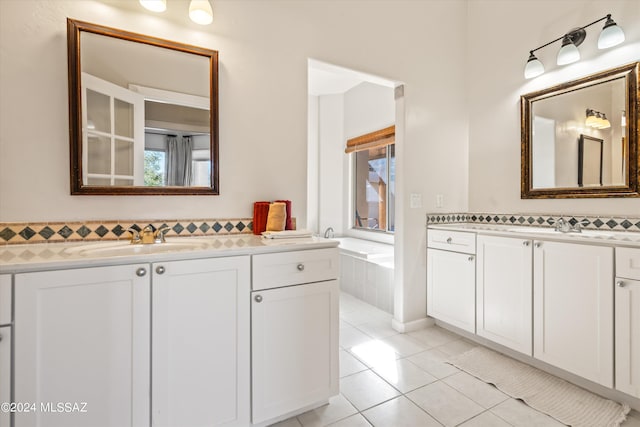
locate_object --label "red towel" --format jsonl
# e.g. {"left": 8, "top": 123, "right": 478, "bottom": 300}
{"left": 253, "top": 201, "right": 270, "bottom": 235}
{"left": 275, "top": 200, "right": 292, "bottom": 230}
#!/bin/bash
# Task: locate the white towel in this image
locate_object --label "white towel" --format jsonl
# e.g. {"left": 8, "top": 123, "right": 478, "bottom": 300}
{"left": 261, "top": 229, "right": 313, "bottom": 239}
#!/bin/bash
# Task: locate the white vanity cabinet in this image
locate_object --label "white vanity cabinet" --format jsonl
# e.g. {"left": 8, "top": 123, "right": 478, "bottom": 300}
{"left": 427, "top": 230, "right": 476, "bottom": 333}
{"left": 0, "top": 274, "right": 11, "bottom": 427}
{"left": 152, "top": 256, "right": 250, "bottom": 427}
{"left": 14, "top": 264, "right": 151, "bottom": 427}
{"left": 476, "top": 235, "right": 532, "bottom": 355}
{"left": 533, "top": 240, "right": 614, "bottom": 387}
{"left": 615, "top": 247, "right": 640, "bottom": 398}
{"left": 250, "top": 249, "right": 339, "bottom": 425}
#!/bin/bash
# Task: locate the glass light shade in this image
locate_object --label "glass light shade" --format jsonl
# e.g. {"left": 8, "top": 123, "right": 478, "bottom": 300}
{"left": 598, "top": 114, "right": 611, "bottom": 129}
{"left": 139, "top": 0, "right": 166, "bottom": 12}
{"left": 189, "top": 0, "right": 213, "bottom": 25}
{"left": 598, "top": 18, "right": 625, "bottom": 49}
{"left": 621, "top": 111, "right": 627, "bottom": 127}
{"left": 524, "top": 53, "right": 544, "bottom": 79}
{"left": 557, "top": 38, "right": 580, "bottom": 66}
{"left": 585, "top": 113, "right": 599, "bottom": 128}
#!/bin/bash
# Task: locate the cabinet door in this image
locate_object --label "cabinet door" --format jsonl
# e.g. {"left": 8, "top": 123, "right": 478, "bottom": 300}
{"left": 615, "top": 278, "right": 640, "bottom": 398}
{"left": 14, "top": 264, "right": 150, "bottom": 427}
{"left": 477, "top": 236, "right": 532, "bottom": 355}
{"left": 251, "top": 280, "right": 339, "bottom": 425}
{"left": 427, "top": 249, "right": 476, "bottom": 333}
{"left": 0, "top": 326, "right": 10, "bottom": 427}
{"left": 152, "top": 256, "right": 250, "bottom": 427}
{"left": 533, "top": 241, "right": 613, "bottom": 387}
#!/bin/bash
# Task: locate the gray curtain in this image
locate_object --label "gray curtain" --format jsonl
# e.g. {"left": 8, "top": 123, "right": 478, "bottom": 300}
{"left": 166, "top": 136, "right": 193, "bottom": 186}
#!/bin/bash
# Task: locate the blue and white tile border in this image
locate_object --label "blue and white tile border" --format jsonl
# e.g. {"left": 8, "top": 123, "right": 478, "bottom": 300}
{"left": 427, "top": 213, "right": 640, "bottom": 233}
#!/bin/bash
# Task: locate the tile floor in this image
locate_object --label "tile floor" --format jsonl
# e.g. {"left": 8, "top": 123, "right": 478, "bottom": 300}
{"left": 272, "top": 293, "right": 640, "bottom": 427}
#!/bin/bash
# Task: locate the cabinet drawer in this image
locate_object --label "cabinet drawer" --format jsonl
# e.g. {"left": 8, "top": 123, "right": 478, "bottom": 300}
{"left": 252, "top": 248, "right": 339, "bottom": 291}
{"left": 617, "top": 247, "right": 640, "bottom": 280}
{"left": 428, "top": 229, "right": 476, "bottom": 254}
{"left": 0, "top": 275, "right": 10, "bottom": 325}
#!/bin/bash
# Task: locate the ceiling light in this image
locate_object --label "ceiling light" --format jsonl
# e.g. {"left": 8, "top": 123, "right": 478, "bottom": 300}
{"left": 189, "top": 0, "right": 213, "bottom": 25}
{"left": 524, "top": 52, "right": 545, "bottom": 79}
{"left": 139, "top": 0, "right": 166, "bottom": 12}
{"left": 598, "top": 15, "right": 625, "bottom": 49}
{"left": 523, "top": 14, "right": 625, "bottom": 79}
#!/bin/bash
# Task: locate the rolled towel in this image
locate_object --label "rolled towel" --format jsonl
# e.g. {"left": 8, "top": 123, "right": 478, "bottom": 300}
{"left": 266, "top": 202, "right": 287, "bottom": 231}
{"left": 262, "top": 229, "right": 313, "bottom": 239}
{"left": 253, "top": 201, "right": 270, "bottom": 235}
{"left": 275, "top": 199, "right": 292, "bottom": 230}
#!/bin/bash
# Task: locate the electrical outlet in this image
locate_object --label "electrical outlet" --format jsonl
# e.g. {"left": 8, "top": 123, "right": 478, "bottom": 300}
{"left": 436, "top": 194, "right": 444, "bottom": 208}
{"left": 410, "top": 193, "right": 422, "bottom": 209}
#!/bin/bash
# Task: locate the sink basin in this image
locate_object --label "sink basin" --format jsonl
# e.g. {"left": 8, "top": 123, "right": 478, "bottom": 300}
{"left": 64, "top": 239, "right": 209, "bottom": 257}
{"left": 506, "top": 227, "right": 614, "bottom": 238}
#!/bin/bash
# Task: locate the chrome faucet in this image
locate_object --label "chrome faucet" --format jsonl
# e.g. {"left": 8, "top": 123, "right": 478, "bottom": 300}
{"left": 554, "top": 218, "right": 582, "bottom": 233}
{"left": 323, "top": 227, "right": 334, "bottom": 238}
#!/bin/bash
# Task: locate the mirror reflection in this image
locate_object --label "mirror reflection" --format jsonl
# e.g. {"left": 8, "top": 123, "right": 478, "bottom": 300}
{"left": 68, "top": 19, "right": 219, "bottom": 195}
{"left": 521, "top": 62, "right": 639, "bottom": 198}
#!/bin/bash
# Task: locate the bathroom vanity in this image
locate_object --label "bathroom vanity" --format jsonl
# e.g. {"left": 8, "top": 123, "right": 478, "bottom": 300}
{"left": 427, "top": 223, "right": 640, "bottom": 403}
{"left": 0, "top": 236, "right": 339, "bottom": 427}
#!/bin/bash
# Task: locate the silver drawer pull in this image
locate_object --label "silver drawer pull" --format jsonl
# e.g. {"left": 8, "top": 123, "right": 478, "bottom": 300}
{"left": 523, "top": 241, "right": 530, "bottom": 246}
{"left": 297, "top": 263, "right": 305, "bottom": 271}
{"left": 155, "top": 266, "right": 166, "bottom": 275}
{"left": 254, "top": 295, "right": 263, "bottom": 303}
{"left": 136, "top": 267, "right": 147, "bottom": 277}
{"left": 468, "top": 256, "right": 474, "bottom": 262}
{"left": 617, "top": 281, "right": 625, "bottom": 288}
{"left": 446, "top": 237, "right": 453, "bottom": 244}
{"left": 534, "top": 242, "right": 542, "bottom": 248}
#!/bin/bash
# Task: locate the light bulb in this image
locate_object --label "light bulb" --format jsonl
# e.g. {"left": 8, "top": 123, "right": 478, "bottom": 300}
{"left": 189, "top": 0, "right": 213, "bottom": 25}
{"left": 524, "top": 52, "right": 544, "bottom": 79}
{"left": 139, "top": 0, "right": 166, "bottom": 12}
{"left": 598, "top": 15, "right": 625, "bottom": 49}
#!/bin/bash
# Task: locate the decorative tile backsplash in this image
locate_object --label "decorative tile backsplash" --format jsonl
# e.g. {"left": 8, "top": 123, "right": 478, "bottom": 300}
{"left": 427, "top": 213, "right": 640, "bottom": 232}
{"left": 0, "top": 218, "right": 254, "bottom": 245}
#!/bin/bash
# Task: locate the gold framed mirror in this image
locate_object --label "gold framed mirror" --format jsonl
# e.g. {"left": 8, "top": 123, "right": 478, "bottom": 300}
{"left": 67, "top": 19, "right": 219, "bottom": 195}
{"left": 521, "top": 62, "right": 638, "bottom": 198}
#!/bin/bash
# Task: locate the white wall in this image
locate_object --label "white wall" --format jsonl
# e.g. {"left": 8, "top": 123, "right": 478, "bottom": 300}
{"left": 467, "top": 0, "right": 640, "bottom": 214}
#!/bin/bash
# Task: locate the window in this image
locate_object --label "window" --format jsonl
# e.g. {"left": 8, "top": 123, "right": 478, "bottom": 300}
{"left": 347, "top": 126, "right": 395, "bottom": 233}
{"left": 144, "top": 149, "right": 166, "bottom": 186}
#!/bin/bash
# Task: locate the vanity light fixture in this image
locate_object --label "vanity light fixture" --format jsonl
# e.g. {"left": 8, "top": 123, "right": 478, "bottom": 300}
{"left": 139, "top": 0, "right": 213, "bottom": 25}
{"left": 524, "top": 13, "right": 625, "bottom": 79}
{"left": 139, "top": 0, "right": 166, "bottom": 13}
{"left": 585, "top": 109, "right": 611, "bottom": 130}
{"left": 621, "top": 110, "right": 627, "bottom": 127}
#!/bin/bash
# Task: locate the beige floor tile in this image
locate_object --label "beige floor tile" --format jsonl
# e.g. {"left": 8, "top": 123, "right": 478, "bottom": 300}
{"left": 349, "top": 340, "right": 401, "bottom": 368}
{"left": 459, "top": 411, "right": 513, "bottom": 427}
{"left": 408, "top": 325, "right": 460, "bottom": 348}
{"left": 406, "top": 381, "right": 484, "bottom": 426}
{"left": 355, "top": 319, "right": 399, "bottom": 339}
{"left": 297, "top": 394, "right": 358, "bottom": 427}
{"left": 362, "top": 396, "right": 441, "bottom": 427}
{"left": 406, "top": 348, "right": 461, "bottom": 379}
{"left": 340, "top": 325, "right": 374, "bottom": 349}
{"left": 379, "top": 334, "right": 429, "bottom": 357}
{"left": 490, "top": 399, "right": 565, "bottom": 427}
{"left": 339, "top": 349, "right": 368, "bottom": 378}
{"left": 371, "top": 358, "right": 438, "bottom": 393}
{"left": 269, "top": 417, "right": 303, "bottom": 427}
{"left": 436, "top": 338, "right": 477, "bottom": 356}
{"left": 443, "top": 371, "right": 509, "bottom": 408}
{"left": 339, "top": 370, "right": 400, "bottom": 411}
{"left": 327, "top": 413, "right": 372, "bottom": 427}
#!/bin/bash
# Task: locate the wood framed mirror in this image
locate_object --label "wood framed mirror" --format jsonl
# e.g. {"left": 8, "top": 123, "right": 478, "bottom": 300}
{"left": 67, "top": 19, "right": 219, "bottom": 195}
{"left": 521, "top": 62, "right": 639, "bottom": 198}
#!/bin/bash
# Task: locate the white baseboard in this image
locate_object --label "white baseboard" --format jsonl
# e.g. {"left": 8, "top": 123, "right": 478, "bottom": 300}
{"left": 391, "top": 316, "right": 434, "bottom": 333}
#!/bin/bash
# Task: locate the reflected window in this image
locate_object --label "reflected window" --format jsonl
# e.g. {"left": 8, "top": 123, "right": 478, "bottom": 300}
{"left": 144, "top": 149, "right": 166, "bottom": 186}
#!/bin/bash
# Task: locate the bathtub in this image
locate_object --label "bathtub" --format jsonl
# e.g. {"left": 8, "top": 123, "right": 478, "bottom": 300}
{"left": 335, "top": 238, "right": 394, "bottom": 314}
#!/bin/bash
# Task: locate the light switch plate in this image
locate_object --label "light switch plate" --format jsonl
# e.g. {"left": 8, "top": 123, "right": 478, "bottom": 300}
{"left": 410, "top": 193, "right": 422, "bottom": 209}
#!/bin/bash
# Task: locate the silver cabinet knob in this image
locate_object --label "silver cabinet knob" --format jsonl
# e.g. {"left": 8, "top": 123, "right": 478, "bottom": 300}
{"left": 617, "top": 281, "right": 625, "bottom": 288}
{"left": 523, "top": 241, "right": 530, "bottom": 246}
{"left": 446, "top": 237, "right": 453, "bottom": 244}
{"left": 155, "top": 266, "right": 166, "bottom": 275}
{"left": 254, "top": 295, "right": 263, "bottom": 303}
{"left": 468, "top": 256, "right": 474, "bottom": 262}
{"left": 297, "top": 264, "right": 305, "bottom": 271}
{"left": 136, "top": 267, "right": 147, "bottom": 277}
{"left": 534, "top": 242, "right": 542, "bottom": 248}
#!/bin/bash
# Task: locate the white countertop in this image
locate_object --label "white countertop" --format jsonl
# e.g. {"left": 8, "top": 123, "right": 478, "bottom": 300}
{"left": 0, "top": 235, "right": 339, "bottom": 274}
{"left": 428, "top": 223, "right": 640, "bottom": 248}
